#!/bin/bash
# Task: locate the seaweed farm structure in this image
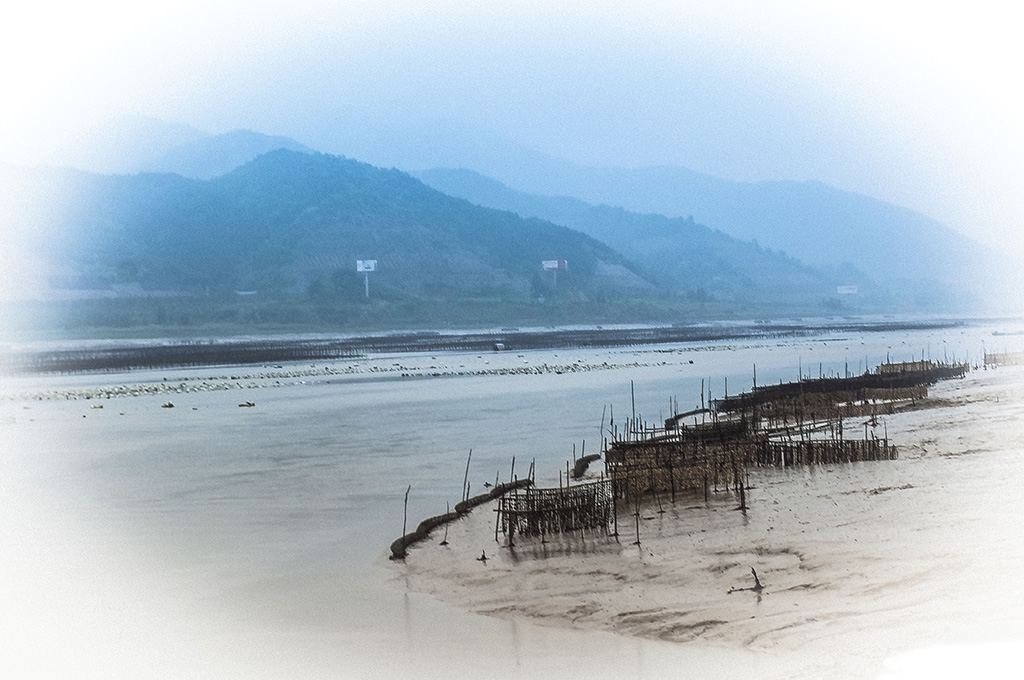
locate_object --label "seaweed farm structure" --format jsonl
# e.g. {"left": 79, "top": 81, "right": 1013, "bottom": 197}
{"left": 984, "top": 351, "right": 1024, "bottom": 367}
{"left": 391, "top": 360, "right": 967, "bottom": 554}
{"left": 497, "top": 478, "right": 614, "bottom": 543}
{"left": 603, "top": 360, "right": 966, "bottom": 509}
{"left": 712, "top": 359, "right": 967, "bottom": 414}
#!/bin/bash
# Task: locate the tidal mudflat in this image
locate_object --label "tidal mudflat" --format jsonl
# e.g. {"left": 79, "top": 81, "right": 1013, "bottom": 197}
{"left": 398, "top": 362, "right": 1024, "bottom": 679}
{"left": 1, "top": 323, "right": 1021, "bottom": 679}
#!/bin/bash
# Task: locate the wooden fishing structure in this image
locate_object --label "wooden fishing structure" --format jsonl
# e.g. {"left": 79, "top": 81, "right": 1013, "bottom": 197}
{"left": 496, "top": 478, "right": 613, "bottom": 542}
{"left": 604, "top": 360, "right": 966, "bottom": 508}
{"left": 984, "top": 351, "right": 1024, "bottom": 367}
{"left": 753, "top": 438, "right": 896, "bottom": 467}
{"left": 713, "top": 360, "right": 967, "bottom": 414}
{"left": 607, "top": 421, "right": 742, "bottom": 498}
{"left": 389, "top": 358, "right": 968, "bottom": 557}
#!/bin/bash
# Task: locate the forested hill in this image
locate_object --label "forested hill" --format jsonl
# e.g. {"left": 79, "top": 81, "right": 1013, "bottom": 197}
{"left": 38, "top": 116, "right": 1000, "bottom": 318}
{"left": 417, "top": 168, "right": 847, "bottom": 305}
{"left": 7, "top": 150, "right": 676, "bottom": 331}
{"left": 432, "top": 159, "right": 996, "bottom": 297}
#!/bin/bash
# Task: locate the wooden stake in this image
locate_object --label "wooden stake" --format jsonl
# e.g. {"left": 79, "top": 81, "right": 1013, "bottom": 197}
{"left": 402, "top": 484, "right": 411, "bottom": 538}
{"left": 441, "top": 501, "right": 450, "bottom": 545}
{"left": 462, "top": 449, "right": 473, "bottom": 502}
{"left": 633, "top": 506, "right": 641, "bottom": 546}
{"left": 495, "top": 496, "right": 501, "bottom": 542}
{"left": 508, "top": 479, "right": 516, "bottom": 548}
{"left": 612, "top": 482, "right": 619, "bottom": 537}
{"left": 631, "top": 380, "right": 636, "bottom": 422}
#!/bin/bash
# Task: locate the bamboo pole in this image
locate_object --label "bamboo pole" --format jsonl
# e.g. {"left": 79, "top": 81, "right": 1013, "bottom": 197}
{"left": 462, "top": 449, "right": 473, "bottom": 502}
{"left": 402, "top": 485, "right": 411, "bottom": 538}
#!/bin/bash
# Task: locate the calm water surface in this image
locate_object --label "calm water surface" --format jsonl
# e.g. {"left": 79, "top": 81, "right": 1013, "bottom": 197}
{"left": 1, "top": 323, "right": 1016, "bottom": 678}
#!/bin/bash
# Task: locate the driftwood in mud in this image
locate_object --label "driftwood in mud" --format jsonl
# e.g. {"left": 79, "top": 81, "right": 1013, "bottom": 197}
{"left": 727, "top": 568, "right": 764, "bottom": 594}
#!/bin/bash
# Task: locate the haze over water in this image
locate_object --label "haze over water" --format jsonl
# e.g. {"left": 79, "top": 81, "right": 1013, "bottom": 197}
{"left": 3, "top": 6, "right": 1024, "bottom": 676}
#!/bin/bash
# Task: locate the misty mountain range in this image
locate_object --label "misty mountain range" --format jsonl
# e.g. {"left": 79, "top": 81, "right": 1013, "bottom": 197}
{"left": 0, "top": 115, "right": 999, "bottom": 333}
{"left": 414, "top": 147, "right": 991, "bottom": 288}
{"left": 48, "top": 115, "right": 315, "bottom": 179}
{"left": 19, "top": 150, "right": 645, "bottom": 291}
{"left": 417, "top": 168, "right": 843, "bottom": 303}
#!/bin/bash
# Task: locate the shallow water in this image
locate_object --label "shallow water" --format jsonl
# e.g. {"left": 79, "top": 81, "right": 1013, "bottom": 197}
{"left": 1, "top": 323, "right": 1020, "bottom": 678}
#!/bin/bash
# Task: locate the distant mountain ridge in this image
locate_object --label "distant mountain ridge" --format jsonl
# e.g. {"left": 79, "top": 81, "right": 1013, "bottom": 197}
{"left": 418, "top": 163, "right": 1000, "bottom": 310}
{"left": 420, "top": 156, "right": 994, "bottom": 296}
{"left": 49, "top": 115, "right": 313, "bottom": 179}
{"left": 417, "top": 168, "right": 846, "bottom": 305}
{"left": 47, "top": 114, "right": 208, "bottom": 175}
{"left": 292, "top": 118, "right": 993, "bottom": 290}
{"left": 11, "top": 150, "right": 655, "bottom": 306}
{"left": 145, "top": 130, "right": 314, "bottom": 179}
{"left": 49, "top": 116, "right": 990, "bottom": 294}
{"left": 11, "top": 114, "right": 999, "bottom": 328}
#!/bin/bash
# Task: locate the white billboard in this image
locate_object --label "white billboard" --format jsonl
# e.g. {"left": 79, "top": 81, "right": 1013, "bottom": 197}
{"left": 541, "top": 259, "right": 568, "bottom": 271}
{"left": 836, "top": 285, "right": 858, "bottom": 295}
{"left": 356, "top": 260, "right": 377, "bottom": 272}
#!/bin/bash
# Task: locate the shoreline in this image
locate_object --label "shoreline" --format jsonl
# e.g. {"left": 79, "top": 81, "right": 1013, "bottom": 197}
{"left": 0, "top": 318, "right": 971, "bottom": 376}
{"left": 3, "top": 322, "right": 1021, "bottom": 680}
{"left": 392, "top": 365, "right": 1024, "bottom": 677}
{"left": 0, "top": 357, "right": 658, "bottom": 402}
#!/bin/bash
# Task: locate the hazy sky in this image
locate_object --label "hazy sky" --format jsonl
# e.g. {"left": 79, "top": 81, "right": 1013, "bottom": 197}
{"left": 3, "top": 1, "right": 1023, "bottom": 255}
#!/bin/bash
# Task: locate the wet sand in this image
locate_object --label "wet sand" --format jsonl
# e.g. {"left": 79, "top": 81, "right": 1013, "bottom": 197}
{"left": 397, "top": 365, "right": 1024, "bottom": 678}
{"left": 1, "top": 325, "right": 1021, "bottom": 679}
